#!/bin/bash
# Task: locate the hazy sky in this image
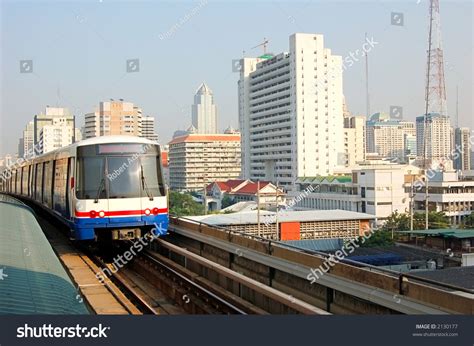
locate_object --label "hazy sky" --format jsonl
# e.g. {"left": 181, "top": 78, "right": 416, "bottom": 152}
{"left": 1, "top": 0, "right": 472, "bottom": 156}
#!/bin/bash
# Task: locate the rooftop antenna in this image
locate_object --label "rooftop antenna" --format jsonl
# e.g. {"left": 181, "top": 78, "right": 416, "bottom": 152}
{"left": 56, "top": 85, "right": 61, "bottom": 107}
{"left": 252, "top": 38, "right": 269, "bottom": 55}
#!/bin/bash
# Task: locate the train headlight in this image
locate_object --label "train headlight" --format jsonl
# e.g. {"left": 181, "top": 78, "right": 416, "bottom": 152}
{"left": 89, "top": 210, "right": 97, "bottom": 218}
{"left": 144, "top": 208, "right": 151, "bottom": 216}
{"left": 98, "top": 210, "right": 105, "bottom": 218}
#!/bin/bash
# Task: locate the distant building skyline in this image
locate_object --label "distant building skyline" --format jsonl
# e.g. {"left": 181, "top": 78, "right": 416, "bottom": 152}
{"left": 366, "top": 112, "right": 416, "bottom": 162}
{"left": 1, "top": 1, "right": 472, "bottom": 157}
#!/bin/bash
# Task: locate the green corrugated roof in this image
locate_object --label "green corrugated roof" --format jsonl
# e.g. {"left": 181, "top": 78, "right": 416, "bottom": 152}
{"left": 298, "top": 175, "right": 352, "bottom": 184}
{"left": 398, "top": 229, "right": 474, "bottom": 239}
{"left": 0, "top": 197, "right": 89, "bottom": 314}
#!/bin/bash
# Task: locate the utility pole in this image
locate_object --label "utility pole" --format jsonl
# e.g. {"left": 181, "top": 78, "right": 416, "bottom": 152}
{"left": 257, "top": 180, "right": 261, "bottom": 237}
{"left": 410, "top": 176, "right": 415, "bottom": 231}
{"left": 203, "top": 183, "right": 207, "bottom": 215}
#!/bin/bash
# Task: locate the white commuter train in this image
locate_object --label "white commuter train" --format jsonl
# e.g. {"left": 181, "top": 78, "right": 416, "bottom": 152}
{"left": 0, "top": 136, "right": 168, "bottom": 241}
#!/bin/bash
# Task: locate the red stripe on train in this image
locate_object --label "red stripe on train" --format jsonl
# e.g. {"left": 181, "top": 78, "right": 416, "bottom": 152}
{"left": 75, "top": 208, "right": 168, "bottom": 218}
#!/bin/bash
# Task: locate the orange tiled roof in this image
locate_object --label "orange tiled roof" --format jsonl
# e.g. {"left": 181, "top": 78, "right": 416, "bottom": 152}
{"left": 234, "top": 181, "right": 271, "bottom": 195}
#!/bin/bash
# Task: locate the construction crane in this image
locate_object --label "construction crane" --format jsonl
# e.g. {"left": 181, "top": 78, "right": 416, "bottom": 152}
{"left": 252, "top": 38, "right": 269, "bottom": 55}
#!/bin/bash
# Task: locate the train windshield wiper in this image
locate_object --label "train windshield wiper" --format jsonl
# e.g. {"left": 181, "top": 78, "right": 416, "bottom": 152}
{"left": 140, "top": 164, "right": 154, "bottom": 201}
{"left": 94, "top": 178, "right": 105, "bottom": 203}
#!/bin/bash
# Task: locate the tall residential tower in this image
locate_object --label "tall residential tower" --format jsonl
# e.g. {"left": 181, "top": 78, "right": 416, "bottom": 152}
{"left": 238, "top": 33, "right": 344, "bottom": 189}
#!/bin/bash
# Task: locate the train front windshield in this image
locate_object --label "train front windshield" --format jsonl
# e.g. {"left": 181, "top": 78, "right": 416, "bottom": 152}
{"left": 76, "top": 143, "right": 165, "bottom": 200}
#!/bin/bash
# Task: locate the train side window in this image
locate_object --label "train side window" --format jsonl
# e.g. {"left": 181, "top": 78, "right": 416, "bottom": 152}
{"left": 30, "top": 164, "right": 36, "bottom": 198}
{"left": 21, "top": 166, "right": 26, "bottom": 195}
{"left": 35, "top": 163, "right": 43, "bottom": 202}
{"left": 12, "top": 170, "right": 16, "bottom": 194}
{"left": 43, "top": 161, "right": 53, "bottom": 207}
{"left": 66, "top": 157, "right": 74, "bottom": 217}
{"left": 53, "top": 158, "right": 68, "bottom": 215}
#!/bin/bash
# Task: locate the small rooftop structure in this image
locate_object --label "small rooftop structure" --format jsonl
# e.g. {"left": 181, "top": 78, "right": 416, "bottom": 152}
{"left": 398, "top": 229, "right": 474, "bottom": 239}
{"left": 188, "top": 210, "right": 376, "bottom": 241}
{"left": 398, "top": 229, "right": 474, "bottom": 253}
{"left": 190, "top": 209, "right": 374, "bottom": 226}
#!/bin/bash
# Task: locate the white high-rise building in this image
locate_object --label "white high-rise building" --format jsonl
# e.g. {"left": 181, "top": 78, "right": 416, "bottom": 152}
{"left": 19, "top": 121, "right": 34, "bottom": 158}
{"left": 454, "top": 127, "right": 472, "bottom": 171}
{"left": 366, "top": 113, "right": 416, "bottom": 162}
{"left": 39, "top": 117, "right": 76, "bottom": 154}
{"left": 416, "top": 113, "right": 452, "bottom": 166}
{"left": 343, "top": 115, "right": 366, "bottom": 167}
{"left": 192, "top": 83, "right": 218, "bottom": 134}
{"left": 238, "top": 33, "right": 344, "bottom": 189}
{"left": 141, "top": 116, "right": 159, "bottom": 142}
{"left": 33, "top": 106, "right": 75, "bottom": 147}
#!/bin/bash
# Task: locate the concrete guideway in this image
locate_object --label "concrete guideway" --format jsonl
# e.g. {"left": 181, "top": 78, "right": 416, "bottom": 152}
{"left": 169, "top": 218, "right": 474, "bottom": 315}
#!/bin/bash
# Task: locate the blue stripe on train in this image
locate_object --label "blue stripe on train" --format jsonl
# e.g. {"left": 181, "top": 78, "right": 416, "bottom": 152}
{"left": 71, "top": 214, "right": 169, "bottom": 240}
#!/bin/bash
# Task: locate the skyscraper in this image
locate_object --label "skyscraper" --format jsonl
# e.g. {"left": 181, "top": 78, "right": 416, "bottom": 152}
{"left": 454, "top": 127, "right": 471, "bottom": 171}
{"left": 238, "top": 33, "right": 344, "bottom": 189}
{"left": 416, "top": 113, "right": 452, "bottom": 165}
{"left": 191, "top": 83, "right": 218, "bottom": 134}
{"left": 343, "top": 115, "right": 366, "bottom": 167}
{"left": 19, "top": 121, "right": 34, "bottom": 158}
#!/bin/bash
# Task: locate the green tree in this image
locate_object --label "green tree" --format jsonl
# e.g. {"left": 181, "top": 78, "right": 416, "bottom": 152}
{"left": 413, "top": 211, "right": 450, "bottom": 230}
{"left": 382, "top": 211, "right": 410, "bottom": 232}
{"left": 461, "top": 213, "right": 474, "bottom": 228}
{"left": 169, "top": 191, "right": 205, "bottom": 217}
{"left": 221, "top": 195, "right": 235, "bottom": 209}
{"left": 360, "top": 229, "right": 394, "bottom": 247}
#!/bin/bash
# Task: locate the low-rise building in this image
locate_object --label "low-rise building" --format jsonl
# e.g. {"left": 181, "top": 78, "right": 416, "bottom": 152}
{"left": 292, "top": 166, "right": 474, "bottom": 225}
{"left": 188, "top": 209, "right": 375, "bottom": 241}
{"left": 205, "top": 179, "right": 285, "bottom": 211}
{"left": 413, "top": 171, "right": 474, "bottom": 225}
{"left": 292, "top": 165, "right": 418, "bottom": 221}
